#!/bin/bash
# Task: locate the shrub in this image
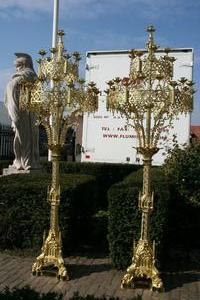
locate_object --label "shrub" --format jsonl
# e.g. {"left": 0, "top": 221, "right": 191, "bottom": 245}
{"left": 0, "top": 172, "right": 96, "bottom": 253}
{"left": 0, "top": 286, "right": 62, "bottom": 300}
{"left": 42, "top": 161, "right": 138, "bottom": 178}
{"left": 71, "top": 292, "right": 142, "bottom": 300}
{"left": 163, "top": 142, "right": 200, "bottom": 251}
{"left": 0, "top": 162, "right": 139, "bottom": 255}
{"left": 164, "top": 142, "right": 200, "bottom": 207}
{"left": 41, "top": 161, "right": 140, "bottom": 211}
{"left": 89, "top": 210, "right": 109, "bottom": 252}
{"left": 108, "top": 167, "right": 170, "bottom": 270}
{"left": 0, "top": 287, "right": 143, "bottom": 300}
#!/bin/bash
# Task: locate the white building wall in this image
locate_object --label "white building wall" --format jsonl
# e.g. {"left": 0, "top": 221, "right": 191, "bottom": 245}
{"left": 81, "top": 49, "right": 193, "bottom": 165}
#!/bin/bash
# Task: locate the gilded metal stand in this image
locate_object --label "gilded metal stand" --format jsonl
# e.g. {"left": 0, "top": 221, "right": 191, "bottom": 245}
{"left": 121, "top": 149, "right": 163, "bottom": 291}
{"left": 105, "top": 26, "right": 194, "bottom": 290}
{"left": 32, "top": 148, "right": 68, "bottom": 279}
{"left": 106, "top": 26, "right": 194, "bottom": 291}
{"left": 20, "top": 30, "right": 99, "bottom": 279}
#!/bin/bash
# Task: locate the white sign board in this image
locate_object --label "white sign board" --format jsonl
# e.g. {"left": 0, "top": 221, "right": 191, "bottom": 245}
{"left": 81, "top": 49, "right": 193, "bottom": 165}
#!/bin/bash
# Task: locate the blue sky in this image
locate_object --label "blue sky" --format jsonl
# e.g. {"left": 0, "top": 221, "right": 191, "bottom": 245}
{"left": 0, "top": 0, "right": 200, "bottom": 124}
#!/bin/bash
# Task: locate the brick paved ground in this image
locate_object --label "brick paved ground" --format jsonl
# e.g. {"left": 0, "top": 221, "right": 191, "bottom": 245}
{"left": 0, "top": 252, "right": 199, "bottom": 300}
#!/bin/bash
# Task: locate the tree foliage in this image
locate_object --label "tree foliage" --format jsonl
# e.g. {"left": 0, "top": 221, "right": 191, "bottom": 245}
{"left": 164, "top": 141, "right": 200, "bottom": 207}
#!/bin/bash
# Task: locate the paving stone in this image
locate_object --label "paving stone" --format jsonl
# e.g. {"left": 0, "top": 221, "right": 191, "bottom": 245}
{"left": 0, "top": 252, "right": 199, "bottom": 300}
{"left": 3, "top": 261, "right": 28, "bottom": 289}
{"left": 81, "top": 271, "right": 102, "bottom": 296}
{"left": 103, "top": 269, "right": 119, "bottom": 297}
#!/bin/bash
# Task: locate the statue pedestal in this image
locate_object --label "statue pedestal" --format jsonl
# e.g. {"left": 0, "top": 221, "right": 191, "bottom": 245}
{"left": 2, "top": 166, "right": 41, "bottom": 176}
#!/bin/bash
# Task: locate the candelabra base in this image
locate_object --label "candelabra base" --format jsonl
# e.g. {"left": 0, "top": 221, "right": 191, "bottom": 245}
{"left": 121, "top": 239, "right": 163, "bottom": 291}
{"left": 32, "top": 229, "right": 69, "bottom": 280}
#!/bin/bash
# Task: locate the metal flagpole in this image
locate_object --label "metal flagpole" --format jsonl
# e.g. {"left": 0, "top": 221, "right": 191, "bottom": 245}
{"left": 49, "top": 0, "right": 59, "bottom": 161}
{"left": 52, "top": 0, "right": 59, "bottom": 48}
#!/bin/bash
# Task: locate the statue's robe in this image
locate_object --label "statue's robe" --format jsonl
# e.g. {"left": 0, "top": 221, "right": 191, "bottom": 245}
{"left": 4, "top": 68, "right": 40, "bottom": 170}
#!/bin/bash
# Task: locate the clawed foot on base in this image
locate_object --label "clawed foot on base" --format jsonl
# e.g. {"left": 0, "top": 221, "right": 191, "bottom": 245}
{"left": 121, "top": 270, "right": 163, "bottom": 292}
{"left": 121, "top": 273, "right": 133, "bottom": 289}
{"left": 32, "top": 259, "right": 69, "bottom": 280}
{"left": 57, "top": 264, "right": 69, "bottom": 280}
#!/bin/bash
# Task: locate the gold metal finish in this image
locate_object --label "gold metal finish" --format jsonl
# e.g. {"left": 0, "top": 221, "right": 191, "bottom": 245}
{"left": 20, "top": 30, "right": 99, "bottom": 280}
{"left": 106, "top": 26, "right": 194, "bottom": 291}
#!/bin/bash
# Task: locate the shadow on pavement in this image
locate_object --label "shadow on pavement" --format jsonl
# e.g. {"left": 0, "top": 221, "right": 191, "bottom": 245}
{"left": 162, "top": 271, "right": 200, "bottom": 292}
{"left": 68, "top": 262, "right": 113, "bottom": 280}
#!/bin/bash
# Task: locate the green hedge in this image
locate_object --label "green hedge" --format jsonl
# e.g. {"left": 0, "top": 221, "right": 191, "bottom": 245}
{"left": 41, "top": 161, "right": 139, "bottom": 211}
{"left": 0, "top": 162, "right": 139, "bottom": 255}
{"left": 0, "top": 287, "right": 143, "bottom": 300}
{"left": 108, "top": 167, "right": 170, "bottom": 270}
{"left": 41, "top": 161, "right": 137, "bottom": 177}
{"left": 0, "top": 286, "right": 62, "bottom": 300}
{"left": 164, "top": 143, "right": 200, "bottom": 252}
{"left": 0, "top": 172, "right": 97, "bottom": 253}
{"left": 68, "top": 292, "right": 142, "bottom": 300}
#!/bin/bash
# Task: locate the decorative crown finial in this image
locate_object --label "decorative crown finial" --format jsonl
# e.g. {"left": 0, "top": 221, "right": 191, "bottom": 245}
{"left": 147, "top": 25, "right": 156, "bottom": 33}
{"left": 58, "top": 30, "right": 65, "bottom": 37}
{"left": 146, "top": 25, "right": 158, "bottom": 54}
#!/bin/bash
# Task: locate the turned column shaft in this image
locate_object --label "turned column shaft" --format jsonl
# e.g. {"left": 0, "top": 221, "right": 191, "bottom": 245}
{"left": 140, "top": 156, "right": 152, "bottom": 241}
{"left": 50, "top": 152, "right": 60, "bottom": 232}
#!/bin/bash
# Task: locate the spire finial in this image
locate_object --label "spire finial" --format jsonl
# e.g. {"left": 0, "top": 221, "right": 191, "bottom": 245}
{"left": 147, "top": 25, "right": 155, "bottom": 34}
{"left": 146, "top": 25, "right": 158, "bottom": 54}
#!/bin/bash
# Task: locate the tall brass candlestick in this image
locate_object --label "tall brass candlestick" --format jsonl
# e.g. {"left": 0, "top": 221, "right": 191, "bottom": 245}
{"left": 20, "top": 30, "right": 99, "bottom": 279}
{"left": 106, "top": 26, "right": 194, "bottom": 291}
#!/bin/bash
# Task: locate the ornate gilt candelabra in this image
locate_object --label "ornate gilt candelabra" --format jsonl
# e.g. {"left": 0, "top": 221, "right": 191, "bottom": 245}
{"left": 20, "top": 30, "right": 99, "bottom": 279}
{"left": 106, "top": 26, "right": 194, "bottom": 291}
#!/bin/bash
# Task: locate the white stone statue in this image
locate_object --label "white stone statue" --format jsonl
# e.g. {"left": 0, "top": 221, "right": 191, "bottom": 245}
{"left": 4, "top": 53, "right": 40, "bottom": 171}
